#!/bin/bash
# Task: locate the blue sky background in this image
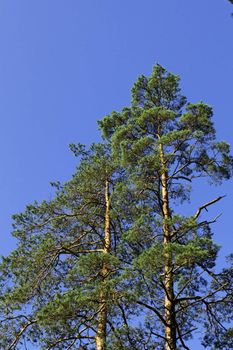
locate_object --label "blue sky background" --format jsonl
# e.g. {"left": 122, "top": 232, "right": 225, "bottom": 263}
{"left": 0, "top": 1, "right": 232, "bottom": 348}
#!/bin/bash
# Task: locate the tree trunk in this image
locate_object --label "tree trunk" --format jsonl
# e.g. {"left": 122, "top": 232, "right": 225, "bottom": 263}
{"left": 159, "top": 142, "right": 177, "bottom": 350}
{"left": 96, "top": 178, "right": 111, "bottom": 350}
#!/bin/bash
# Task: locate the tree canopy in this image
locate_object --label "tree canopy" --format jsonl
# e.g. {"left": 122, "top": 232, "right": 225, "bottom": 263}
{"left": 0, "top": 65, "right": 233, "bottom": 350}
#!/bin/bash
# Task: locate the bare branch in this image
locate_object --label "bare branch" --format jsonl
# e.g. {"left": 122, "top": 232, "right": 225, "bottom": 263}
{"left": 194, "top": 196, "right": 226, "bottom": 220}
{"left": 136, "top": 300, "right": 167, "bottom": 326}
{"left": 176, "top": 282, "right": 228, "bottom": 314}
{"left": 7, "top": 319, "right": 37, "bottom": 350}
{"left": 46, "top": 335, "right": 95, "bottom": 350}
{"left": 61, "top": 246, "right": 104, "bottom": 256}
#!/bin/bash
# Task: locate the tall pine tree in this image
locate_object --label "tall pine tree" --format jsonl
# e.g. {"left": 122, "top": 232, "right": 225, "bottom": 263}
{"left": 99, "top": 64, "right": 233, "bottom": 349}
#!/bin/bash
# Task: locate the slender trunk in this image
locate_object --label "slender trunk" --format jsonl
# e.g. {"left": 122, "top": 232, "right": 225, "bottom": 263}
{"left": 159, "top": 142, "right": 176, "bottom": 350}
{"left": 96, "top": 178, "right": 111, "bottom": 350}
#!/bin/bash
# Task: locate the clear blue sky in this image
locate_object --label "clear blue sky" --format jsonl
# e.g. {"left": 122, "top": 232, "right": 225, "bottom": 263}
{"left": 0, "top": 1, "right": 232, "bottom": 348}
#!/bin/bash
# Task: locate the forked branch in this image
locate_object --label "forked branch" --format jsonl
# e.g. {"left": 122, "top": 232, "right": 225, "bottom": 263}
{"left": 194, "top": 196, "right": 225, "bottom": 219}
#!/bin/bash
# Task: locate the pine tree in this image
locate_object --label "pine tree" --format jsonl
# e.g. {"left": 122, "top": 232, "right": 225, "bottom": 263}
{"left": 99, "top": 64, "right": 233, "bottom": 349}
{"left": 0, "top": 143, "right": 125, "bottom": 350}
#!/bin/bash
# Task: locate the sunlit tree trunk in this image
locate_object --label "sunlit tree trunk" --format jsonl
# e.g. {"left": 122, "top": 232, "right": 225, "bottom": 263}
{"left": 96, "top": 178, "right": 111, "bottom": 350}
{"left": 159, "top": 140, "right": 177, "bottom": 350}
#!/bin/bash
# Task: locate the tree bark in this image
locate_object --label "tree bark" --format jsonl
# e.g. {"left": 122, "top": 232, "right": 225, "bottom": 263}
{"left": 159, "top": 141, "right": 177, "bottom": 350}
{"left": 96, "top": 178, "right": 111, "bottom": 350}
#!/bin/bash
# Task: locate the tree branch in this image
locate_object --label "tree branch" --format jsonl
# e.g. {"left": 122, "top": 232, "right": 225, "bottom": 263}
{"left": 194, "top": 196, "right": 226, "bottom": 219}
{"left": 7, "top": 319, "right": 37, "bottom": 350}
